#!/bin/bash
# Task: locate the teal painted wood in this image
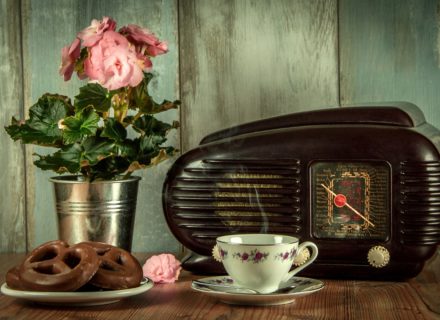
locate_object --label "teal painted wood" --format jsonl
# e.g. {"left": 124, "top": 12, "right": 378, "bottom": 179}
{"left": 179, "top": 0, "right": 339, "bottom": 151}
{"left": 8, "top": 0, "right": 440, "bottom": 255}
{"left": 0, "top": 0, "right": 27, "bottom": 252}
{"left": 21, "top": 0, "right": 180, "bottom": 252}
{"left": 339, "top": 0, "right": 440, "bottom": 129}
{"left": 339, "top": 0, "right": 440, "bottom": 279}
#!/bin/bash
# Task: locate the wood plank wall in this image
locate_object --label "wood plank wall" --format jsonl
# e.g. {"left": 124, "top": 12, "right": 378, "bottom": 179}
{"left": 179, "top": 0, "right": 338, "bottom": 150}
{"left": 0, "top": 0, "right": 26, "bottom": 252}
{"left": 1, "top": 0, "right": 440, "bottom": 255}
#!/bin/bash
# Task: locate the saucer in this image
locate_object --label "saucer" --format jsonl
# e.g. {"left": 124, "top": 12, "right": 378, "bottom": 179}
{"left": 191, "top": 276, "right": 324, "bottom": 306}
{"left": 0, "top": 277, "right": 153, "bottom": 306}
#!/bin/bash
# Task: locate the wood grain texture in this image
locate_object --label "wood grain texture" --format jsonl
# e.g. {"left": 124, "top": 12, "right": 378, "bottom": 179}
{"left": 20, "top": 0, "right": 180, "bottom": 252}
{"left": 411, "top": 250, "right": 440, "bottom": 314}
{"left": 0, "top": 0, "right": 27, "bottom": 252}
{"left": 339, "top": 0, "right": 440, "bottom": 293}
{"left": 179, "top": 0, "right": 339, "bottom": 151}
{"left": 0, "top": 253, "right": 438, "bottom": 320}
{"left": 339, "top": 0, "right": 440, "bottom": 129}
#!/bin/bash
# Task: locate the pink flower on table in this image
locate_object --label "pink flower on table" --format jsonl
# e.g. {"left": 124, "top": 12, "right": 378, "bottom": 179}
{"left": 78, "top": 16, "right": 116, "bottom": 47}
{"left": 84, "top": 30, "right": 144, "bottom": 90}
{"left": 119, "top": 24, "right": 168, "bottom": 57}
{"left": 142, "top": 254, "right": 181, "bottom": 284}
{"left": 59, "top": 38, "right": 81, "bottom": 81}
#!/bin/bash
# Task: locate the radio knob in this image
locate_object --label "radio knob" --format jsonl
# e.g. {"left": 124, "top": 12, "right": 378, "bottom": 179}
{"left": 212, "top": 244, "right": 222, "bottom": 262}
{"left": 367, "top": 246, "right": 390, "bottom": 268}
{"left": 293, "top": 247, "right": 311, "bottom": 266}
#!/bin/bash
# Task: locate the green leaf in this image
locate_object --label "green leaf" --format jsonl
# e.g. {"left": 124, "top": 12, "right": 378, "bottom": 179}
{"left": 131, "top": 115, "right": 179, "bottom": 167}
{"left": 133, "top": 115, "right": 175, "bottom": 138}
{"left": 33, "top": 144, "right": 82, "bottom": 173}
{"left": 87, "top": 156, "right": 131, "bottom": 181}
{"left": 101, "top": 118, "right": 127, "bottom": 142}
{"left": 62, "top": 106, "right": 100, "bottom": 144}
{"left": 115, "top": 139, "right": 138, "bottom": 159}
{"left": 140, "top": 135, "right": 160, "bottom": 155}
{"left": 74, "top": 83, "right": 113, "bottom": 112}
{"left": 81, "top": 137, "right": 115, "bottom": 166}
{"left": 137, "top": 136, "right": 170, "bottom": 166}
{"left": 129, "top": 72, "right": 180, "bottom": 114}
{"left": 5, "top": 93, "right": 73, "bottom": 147}
{"left": 33, "top": 137, "right": 116, "bottom": 176}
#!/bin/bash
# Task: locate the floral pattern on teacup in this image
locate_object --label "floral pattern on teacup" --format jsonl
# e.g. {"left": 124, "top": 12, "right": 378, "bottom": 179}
{"left": 219, "top": 248, "right": 228, "bottom": 260}
{"left": 209, "top": 277, "right": 234, "bottom": 285}
{"left": 275, "top": 248, "right": 297, "bottom": 261}
{"left": 232, "top": 249, "right": 269, "bottom": 263}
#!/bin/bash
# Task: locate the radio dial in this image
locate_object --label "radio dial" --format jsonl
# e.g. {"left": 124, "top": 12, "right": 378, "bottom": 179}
{"left": 367, "top": 246, "right": 390, "bottom": 268}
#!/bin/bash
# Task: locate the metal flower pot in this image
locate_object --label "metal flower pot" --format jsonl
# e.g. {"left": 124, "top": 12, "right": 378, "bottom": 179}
{"left": 50, "top": 175, "right": 141, "bottom": 251}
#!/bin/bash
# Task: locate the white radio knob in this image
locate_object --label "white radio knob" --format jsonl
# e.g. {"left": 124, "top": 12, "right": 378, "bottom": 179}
{"left": 367, "top": 246, "right": 390, "bottom": 268}
{"left": 212, "top": 244, "right": 222, "bottom": 262}
{"left": 293, "top": 247, "right": 311, "bottom": 266}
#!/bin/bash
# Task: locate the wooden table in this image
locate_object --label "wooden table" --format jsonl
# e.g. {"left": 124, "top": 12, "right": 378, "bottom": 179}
{"left": 0, "top": 252, "right": 439, "bottom": 320}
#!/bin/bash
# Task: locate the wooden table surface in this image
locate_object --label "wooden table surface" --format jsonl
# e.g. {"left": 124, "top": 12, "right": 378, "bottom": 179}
{"left": 0, "top": 252, "right": 439, "bottom": 320}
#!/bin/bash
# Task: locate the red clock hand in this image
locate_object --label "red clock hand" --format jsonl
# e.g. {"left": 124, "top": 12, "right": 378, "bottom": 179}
{"left": 321, "top": 184, "right": 375, "bottom": 227}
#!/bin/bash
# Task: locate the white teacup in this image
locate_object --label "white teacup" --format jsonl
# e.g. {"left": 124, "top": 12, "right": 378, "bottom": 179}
{"left": 216, "top": 234, "right": 318, "bottom": 294}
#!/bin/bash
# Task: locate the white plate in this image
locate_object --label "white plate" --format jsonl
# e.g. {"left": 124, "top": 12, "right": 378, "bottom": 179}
{"left": 191, "top": 276, "right": 324, "bottom": 306}
{"left": 0, "top": 278, "right": 153, "bottom": 306}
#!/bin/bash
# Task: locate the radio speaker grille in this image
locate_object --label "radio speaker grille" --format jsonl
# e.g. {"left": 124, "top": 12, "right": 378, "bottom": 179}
{"left": 399, "top": 161, "right": 440, "bottom": 245}
{"left": 166, "top": 159, "right": 302, "bottom": 254}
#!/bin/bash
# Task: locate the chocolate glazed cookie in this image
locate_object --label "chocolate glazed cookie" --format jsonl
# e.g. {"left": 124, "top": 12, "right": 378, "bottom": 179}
{"left": 5, "top": 265, "right": 24, "bottom": 290}
{"left": 16, "top": 240, "right": 100, "bottom": 291}
{"left": 80, "top": 242, "right": 143, "bottom": 289}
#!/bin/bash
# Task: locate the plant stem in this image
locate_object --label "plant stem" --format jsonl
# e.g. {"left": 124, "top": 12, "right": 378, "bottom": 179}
{"left": 133, "top": 111, "right": 143, "bottom": 122}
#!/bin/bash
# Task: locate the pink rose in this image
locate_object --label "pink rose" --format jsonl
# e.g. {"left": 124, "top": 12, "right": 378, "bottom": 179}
{"left": 119, "top": 24, "right": 168, "bottom": 57}
{"left": 102, "top": 46, "right": 144, "bottom": 90}
{"left": 84, "top": 31, "right": 144, "bottom": 90}
{"left": 59, "top": 38, "right": 81, "bottom": 81}
{"left": 78, "top": 16, "right": 116, "bottom": 47}
{"left": 142, "top": 254, "right": 181, "bottom": 284}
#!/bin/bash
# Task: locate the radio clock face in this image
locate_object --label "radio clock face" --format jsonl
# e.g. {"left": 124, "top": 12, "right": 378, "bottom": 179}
{"left": 310, "top": 161, "right": 391, "bottom": 240}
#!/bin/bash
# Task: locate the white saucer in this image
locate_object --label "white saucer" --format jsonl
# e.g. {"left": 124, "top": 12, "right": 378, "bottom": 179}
{"left": 191, "top": 276, "right": 324, "bottom": 306}
{"left": 0, "top": 278, "right": 153, "bottom": 306}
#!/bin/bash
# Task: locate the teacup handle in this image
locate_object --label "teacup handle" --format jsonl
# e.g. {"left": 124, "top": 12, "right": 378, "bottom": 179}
{"left": 282, "top": 241, "right": 319, "bottom": 282}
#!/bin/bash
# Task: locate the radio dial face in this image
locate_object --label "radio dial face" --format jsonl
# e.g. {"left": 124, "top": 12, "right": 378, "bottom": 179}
{"left": 310, "top": 161, "right": 391, "bottom": 241}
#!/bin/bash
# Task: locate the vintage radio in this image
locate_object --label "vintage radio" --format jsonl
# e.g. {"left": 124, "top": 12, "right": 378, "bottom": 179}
{"left": 162, "top": 102, "right": 440, "bottom": 279}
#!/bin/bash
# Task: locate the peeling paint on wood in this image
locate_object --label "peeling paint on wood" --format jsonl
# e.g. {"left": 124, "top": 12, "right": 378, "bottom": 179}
{"left": 0, "top": 0, "right": 27, "bottom": 252}
{"left": 339, "top": 0, "right": 440, "bottom": 131}
{"left": 179, "top": 0, "right": 339, "bottom": 151}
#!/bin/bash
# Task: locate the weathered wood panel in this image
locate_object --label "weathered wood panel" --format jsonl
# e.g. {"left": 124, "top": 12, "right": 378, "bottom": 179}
{"left": 0, "top": 0, "right": 27, "bottom": 252}
{"left": 339, "top": 0, "right": 440, "bottom": 129}
{"left": 21, "top": 0, "right": 180, "bottom": 252}
{"left": 339, "top": 0, "right": 440, "bottom": 283}
{"left": 179, "top": 0, "right": 339, "bottom": 151}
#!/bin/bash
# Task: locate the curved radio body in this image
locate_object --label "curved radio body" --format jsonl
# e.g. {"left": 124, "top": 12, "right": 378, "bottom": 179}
{"left": 162, "top": 102, "right": 440, "bottom": 279}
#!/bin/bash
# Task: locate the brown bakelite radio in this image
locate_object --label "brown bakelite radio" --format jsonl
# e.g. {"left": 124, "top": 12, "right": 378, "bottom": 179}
{"left": 162, "top": 102, "right": 440, "bottom": 279}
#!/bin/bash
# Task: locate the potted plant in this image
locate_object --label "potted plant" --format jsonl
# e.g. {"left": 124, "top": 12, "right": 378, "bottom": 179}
{"left": 5, "top": 17, "right": 180, "bottom": 251}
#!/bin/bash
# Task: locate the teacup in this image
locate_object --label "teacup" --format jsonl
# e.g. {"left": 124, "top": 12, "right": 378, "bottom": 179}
{"left": 216, "top": 234, "right": 318, "bottom": 294}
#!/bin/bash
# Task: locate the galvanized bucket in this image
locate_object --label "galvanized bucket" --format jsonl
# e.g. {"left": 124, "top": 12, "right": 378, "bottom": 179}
{"left": 50, "top": 175, "right": 141, "bottom": 251}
